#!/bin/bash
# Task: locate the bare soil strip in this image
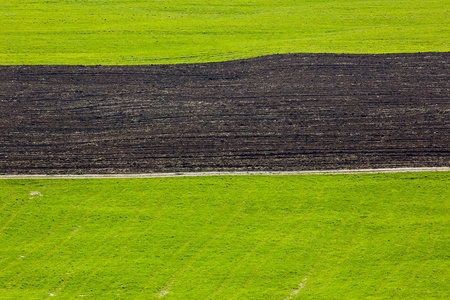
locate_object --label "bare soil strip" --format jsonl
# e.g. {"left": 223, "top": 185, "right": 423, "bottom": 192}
{"left": 1, "top": 53, "right": 449, "bottom": 174}
{"left": 0, "top": 167, "right": 448, "bottom": 179}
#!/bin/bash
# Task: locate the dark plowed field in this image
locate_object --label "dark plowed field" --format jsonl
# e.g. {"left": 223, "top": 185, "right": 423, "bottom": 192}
{"left": 1, "top": 53, "right": 449, "bottom": 174}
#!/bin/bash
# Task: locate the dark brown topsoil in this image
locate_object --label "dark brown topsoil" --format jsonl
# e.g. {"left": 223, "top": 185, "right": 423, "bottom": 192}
{"left": 1, "top": 53, "right": 449, "bottom": 174}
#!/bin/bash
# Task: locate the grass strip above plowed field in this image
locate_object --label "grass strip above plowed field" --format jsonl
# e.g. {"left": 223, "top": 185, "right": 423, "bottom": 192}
{"left": 1, "top": 172, "right": 449, "bottom": 298}
{"left": 0, "top": 0, "right": 449, "bottom": 65}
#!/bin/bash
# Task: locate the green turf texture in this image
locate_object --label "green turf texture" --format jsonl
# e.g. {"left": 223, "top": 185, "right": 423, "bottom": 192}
{"left": 1, "top": 172, "right": 449, "bottom": 299}
{"left": 0, "top": 0, "right": 448, "bottom": 65}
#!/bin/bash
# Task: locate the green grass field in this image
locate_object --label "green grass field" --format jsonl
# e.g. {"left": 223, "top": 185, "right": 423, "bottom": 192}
{"left": 1, "top": 1, "right": 449, "bottom": 298}
{"left": 1, "top": 172, "right": 449, "bottom": 299}
{"left": 1, "top": 0, "right": 448, "bottom": 65}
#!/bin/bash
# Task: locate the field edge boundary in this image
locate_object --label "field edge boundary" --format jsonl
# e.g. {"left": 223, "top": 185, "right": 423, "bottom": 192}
{"left": 0, "top": 167, "right": 449, "bottom": 179}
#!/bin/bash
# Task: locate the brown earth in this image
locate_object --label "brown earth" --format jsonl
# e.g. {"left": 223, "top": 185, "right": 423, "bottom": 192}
{"left": 0, "top": 53, "right": 449, "bottom": 174}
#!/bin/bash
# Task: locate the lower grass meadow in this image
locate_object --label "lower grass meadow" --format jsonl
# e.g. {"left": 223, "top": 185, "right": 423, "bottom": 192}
{"left": 1, "top": 172, "right": 449, "bottom": 299}
{"left": 0, "top": 0, "right": 448, "bottom": 65}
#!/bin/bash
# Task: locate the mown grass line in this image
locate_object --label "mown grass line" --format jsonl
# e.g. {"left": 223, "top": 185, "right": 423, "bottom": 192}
{"left": 1, "top": 0, "right": 448, "bottom": 65}
{"left": 1, "top": 172, "right": 449, "bottom": 299}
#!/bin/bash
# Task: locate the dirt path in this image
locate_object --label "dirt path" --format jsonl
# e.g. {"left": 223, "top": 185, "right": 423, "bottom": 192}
{"left": 1, "top": 167, "right": 448, "bottom": 179}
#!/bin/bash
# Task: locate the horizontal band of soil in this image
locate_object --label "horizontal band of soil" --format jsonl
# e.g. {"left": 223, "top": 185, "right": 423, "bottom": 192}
{"left": 1, "top": 53, "right": 449, "bottom": 174}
